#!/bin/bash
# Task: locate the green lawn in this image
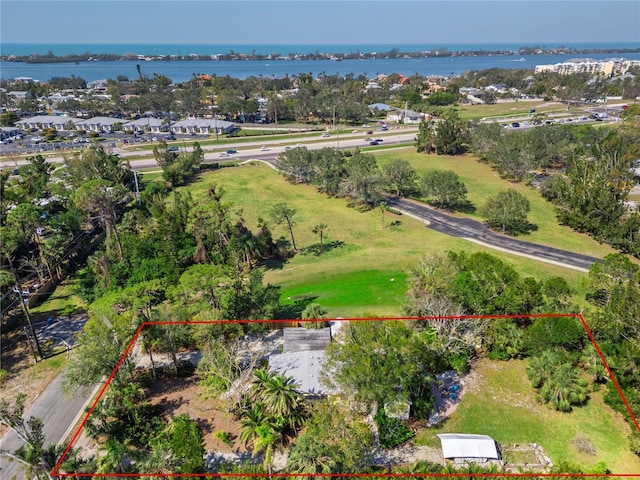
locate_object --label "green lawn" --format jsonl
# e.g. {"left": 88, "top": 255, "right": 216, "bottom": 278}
{"left": 458, "top": 101, "right": 573, "bottom": 121}
{"left": 29, "top": 274, "right": 87, "bottom": 320}
{"left": 185, "top": 163, "right": 593, "bottom": 317}
{"left": 416, "top": 358, "right": 640, "bottom": 474}
{"left": 376, "top": 149, "right": 619, "bottom": 259}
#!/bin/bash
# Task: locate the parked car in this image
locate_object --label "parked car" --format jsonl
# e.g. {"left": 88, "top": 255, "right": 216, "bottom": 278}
{"left": 366, "top": 130, "right": 373, "bottom": 135}
{"left": 511, "top": 122, "right": 520, "bottom": 128}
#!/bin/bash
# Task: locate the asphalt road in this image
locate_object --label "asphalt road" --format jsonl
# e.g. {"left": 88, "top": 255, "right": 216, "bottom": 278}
{"left": 0, "top": 375, "right": 97, "bottom": 480}
{"left": 387, "top": 197, "right": 600, "bottom": 271}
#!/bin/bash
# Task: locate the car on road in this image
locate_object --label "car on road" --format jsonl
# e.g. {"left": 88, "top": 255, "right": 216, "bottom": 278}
{"left": 260, "top": 146, "right": 270, "bottom": 151}
{"left": 283, "top": 146, "right": 292, "bottom": 151}
{"left": 369, "top": 141, "right": 380, "bottom": 146}
{"left": 321, "top": 133, "right": 330, "bottom": 138}
{"left": 167, "top": 146, "right": 179, "bottom": 153}
{"left": 364, "top": 137, "right": 373, "bottom": 142}
{"left": 295, "top": 144, "right": 304, "bottom": 148}
{"left": 218, "top": 152, "right": 229, "bottom": 158}
{"left": 226, "top": 149, "right": 237, "bottom": 154}
{"left": 374, "top": 138, "right": 384, "bottom": 142}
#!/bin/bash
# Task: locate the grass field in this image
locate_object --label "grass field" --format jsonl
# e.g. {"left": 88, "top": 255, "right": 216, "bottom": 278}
{"left": 416, "top": 358, "right": 640, "bottom": 474}
{"left": 185, "top": 162, "right": 596, "bottom": 316}
{"left": 458, "top": 101, "right": 572, "bottom": 121}
{"left": 375, "top": 149, "right": 619, "bottom": 259}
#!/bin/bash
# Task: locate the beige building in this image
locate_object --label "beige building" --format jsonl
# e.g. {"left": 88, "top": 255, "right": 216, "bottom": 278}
{"left": 535, "top": 58, "right": 640, "bottom": 77}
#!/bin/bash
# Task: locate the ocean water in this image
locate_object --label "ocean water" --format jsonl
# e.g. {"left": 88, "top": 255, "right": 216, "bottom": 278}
{"left": 1, "top": 43, "right": 639, "bottom": 83}
{"left": 2, "top": 42, "right": 639, "bottom": 57}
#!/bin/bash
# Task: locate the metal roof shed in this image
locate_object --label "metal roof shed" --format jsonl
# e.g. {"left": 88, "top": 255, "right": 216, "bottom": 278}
{"left": 437, "top": 434, "right": 500, "bottom": 463}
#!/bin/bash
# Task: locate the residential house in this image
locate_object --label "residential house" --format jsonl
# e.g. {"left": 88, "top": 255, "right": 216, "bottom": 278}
{"left": 170, "top": 118, "right": 235, "bottom": 135}
{"left": 124, "top": 117, "right": 165, "bottom": 133}
{"left": 269, "top": 326, "right": 338, "bottom": 397}
{"left": 75, "top": 116, "right": 125, "bottom": 133}
{"left": 15, "top": 115, "right": 82, "bottom": 131}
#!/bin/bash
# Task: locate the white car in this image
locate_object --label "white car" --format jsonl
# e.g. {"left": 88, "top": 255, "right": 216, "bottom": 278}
{"left": 218, "top": 152, "right": 229, "bottom": 158}
{"left": 260, "top": 146, "right": 270, "bottom": 151}
{"left": 295, "top": 144, "right": 304, "bottom": 148}
{"left": 321, "top": 133, "right": 330, "bottom": 138}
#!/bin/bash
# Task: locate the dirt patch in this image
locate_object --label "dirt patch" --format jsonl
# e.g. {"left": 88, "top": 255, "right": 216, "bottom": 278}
{"left": 0, "top": 324, "right": 65, "bottom": 437}
{"left": 144, "top": 374, "right": 249, "bottom": 454}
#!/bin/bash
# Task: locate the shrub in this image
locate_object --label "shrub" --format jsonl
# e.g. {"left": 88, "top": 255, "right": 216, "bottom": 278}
{"left": 374, "top": 406, "right": 414, "bottom": 449}
{"left": 214, "top": 430, "right": 233, "bottom": 447}
{"left": 572, "top": 434, "right": 596, "bottom": 456}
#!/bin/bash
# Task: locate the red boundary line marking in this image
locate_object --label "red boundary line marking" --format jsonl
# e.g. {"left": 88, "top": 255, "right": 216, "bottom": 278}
{"left": 51, "top": 314, "right": 640, "bottom": 478}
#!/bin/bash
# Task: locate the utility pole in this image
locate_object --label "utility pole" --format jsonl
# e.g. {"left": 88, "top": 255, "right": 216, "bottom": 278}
{"left": 210, "top": 94, "right": 218, "bottom": 141}
{"left": 8, "top": 257, "right": 43, "bottom": 361}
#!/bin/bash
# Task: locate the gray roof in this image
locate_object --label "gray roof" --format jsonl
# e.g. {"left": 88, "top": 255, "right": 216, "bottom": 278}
{"left": 283, "top": 327, "right": 331, "bottom": 353}
{"left": 76, "top": 116, "right": 125, "bottom": 126}
{"left": 437, "top": 434, "right": 500, "bottom": 460}
{"left": 171, "top": 118, "right": 234, "bottom": 129}
{"left": 15, "top": 115, "right": 82, "bottom": 126}
{"left": 124, "top": 118, "right": 165, "bottom": 127}
{"left": 269, "top": 350, "right": 334, "bottom": 395}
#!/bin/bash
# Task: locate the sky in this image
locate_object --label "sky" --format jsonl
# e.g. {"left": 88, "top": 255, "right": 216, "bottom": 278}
{"left": 1, "top": 0, "right": 639, "bottom": 46}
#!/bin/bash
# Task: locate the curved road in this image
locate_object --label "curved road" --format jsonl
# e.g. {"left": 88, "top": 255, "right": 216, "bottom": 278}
{"left": 387, "top": 196, "right": 599, "bottom": 272}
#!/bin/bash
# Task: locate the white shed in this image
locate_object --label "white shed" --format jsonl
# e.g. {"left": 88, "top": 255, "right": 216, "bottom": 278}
{"left": 437, "top": 433, "right": 500, "bottom": 464}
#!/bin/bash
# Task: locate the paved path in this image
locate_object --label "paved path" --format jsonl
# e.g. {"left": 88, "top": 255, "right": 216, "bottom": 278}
{"left": 387, "top": 197, "right": 600, "bottom": 272}
{"left": 0, "top": 375, "right": 98, "bottom": 480}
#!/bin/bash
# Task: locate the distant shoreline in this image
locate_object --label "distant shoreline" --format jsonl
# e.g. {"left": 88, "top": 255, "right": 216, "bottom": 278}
{"left": 3, "top": 45, "right": 640, "bottom": 64}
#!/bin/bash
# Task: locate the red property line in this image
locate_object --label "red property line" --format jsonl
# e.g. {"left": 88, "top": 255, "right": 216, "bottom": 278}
{"left": 52, "top": 314, "right": 640, "bottom": 478}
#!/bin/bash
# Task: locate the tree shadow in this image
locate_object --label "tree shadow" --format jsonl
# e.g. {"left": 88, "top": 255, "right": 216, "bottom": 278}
{"left": 277, "top": 294, "right": 318, "bottom": 319}
{"left": 299, "top": 240, "right": 345, "bottom": 257}
{"left": 452, "top": 200, "right": 476, "bottom": 214}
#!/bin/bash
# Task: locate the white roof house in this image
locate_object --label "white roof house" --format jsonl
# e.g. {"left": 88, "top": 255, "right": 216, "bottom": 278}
{"left": 171, "top": 118, "right": 235, "bottom": 135}
{"left": 75, "top": 117, "right": 125, "bottom": 132}
{"left": 15, "top": 115, "right": 82, "bottom": 131}
{"left": 124, "top": 117, "right": 165, "bottom": 133}
{"left": 437, "top": 434, "right": 500, "bottom": 464}
{"left": 269, "top": 350, "right": 334, "bottom": 396}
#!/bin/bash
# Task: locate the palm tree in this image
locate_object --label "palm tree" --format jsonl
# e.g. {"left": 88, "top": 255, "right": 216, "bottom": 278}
{"left": 286, "top": 433, "right": 336, "bottom": 478}
{"left": 312, "top": 223, "right": 328, "bottom": 251}
{"left": 526, "top": 350, "right": 559, "bottom": 388}
{"left": 301, "top": 303, "right": 328, "bottom": 329}
{"left": 239, "top": 403, "right": 272, "bottom": 449}
{"left": 539, "top": 363, "right": 588, "bottom": 412}
{"left": 251, "top": 368, "right": 276, "bottom": 401}
{"left": 253, "top": 424, "right": 277, "bottom": 474}
{"left": 261, "top": 374, "right": 305, "bottom": 428}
